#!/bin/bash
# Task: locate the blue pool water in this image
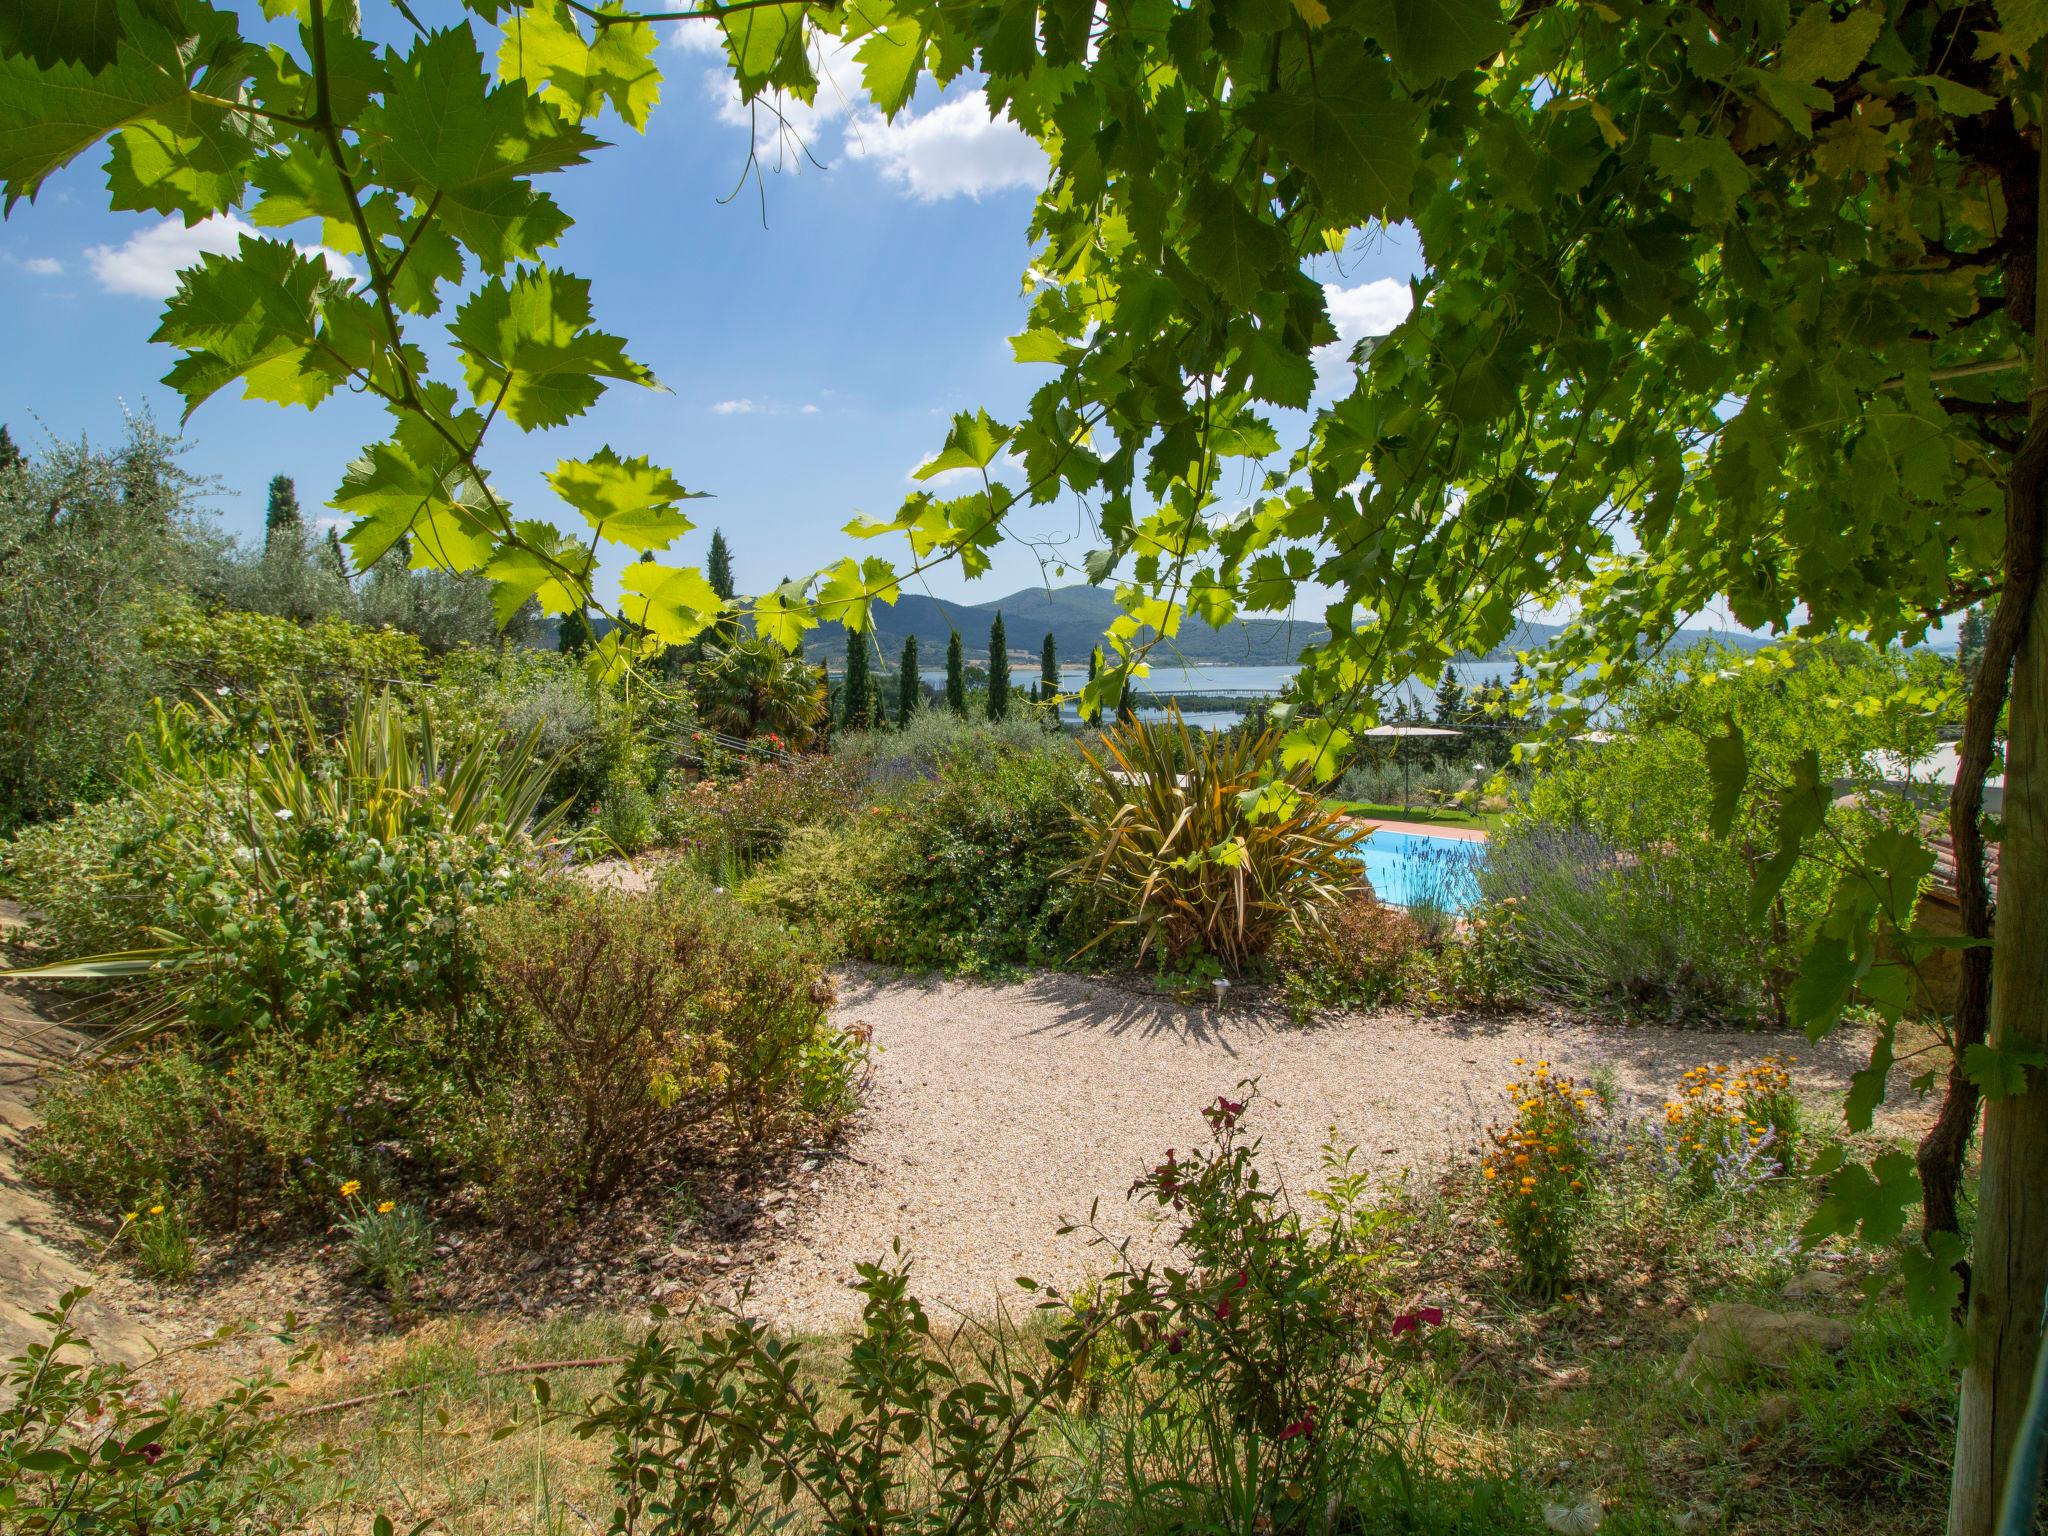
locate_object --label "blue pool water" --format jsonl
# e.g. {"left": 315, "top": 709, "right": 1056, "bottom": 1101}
{"left": 1353, "top": 830, "right": 1486, "bottom": 913}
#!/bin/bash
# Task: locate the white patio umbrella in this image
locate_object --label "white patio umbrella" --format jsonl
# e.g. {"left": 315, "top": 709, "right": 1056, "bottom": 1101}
{"left": 1359, "top": 723, "right": 1464, "bottom": 810}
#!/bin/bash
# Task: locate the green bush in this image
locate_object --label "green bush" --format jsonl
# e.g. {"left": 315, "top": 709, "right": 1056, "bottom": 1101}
{"left": 430, "top": 878, "right": 856, "bottom": 1225}
{"left": 1275, "top": 892, "right": 1425, "bottom": 1017}
{"left": 141, "top": 594, "right": 429, "bottom": 730}
{"left": 27, "top": 1034, "right": 363, "bottom": 1231}
{"left": 655, "top": 752, "right": 866, "bottom": 877}
{"left": 1, "top": 793, "right": 167, "bottom": 957}
{"left": 1483, "top": 640, "right": 1949, "bottom": 1025}
{"left": 734, "top": 821, "right": 895, "bottom": 951}
{"left": 0, "top": 1290, "right": 335, "bottom": 1533}
{"left": 859, "top": 738, "right": 1095, "bottom": 974}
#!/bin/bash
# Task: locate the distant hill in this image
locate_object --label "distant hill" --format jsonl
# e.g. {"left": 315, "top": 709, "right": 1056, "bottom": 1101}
{"left": 801, "top": 584, "right": 1325, "bottom": 667}
{"left": 797, "top": 584, "right": 1774, "bottom": 670}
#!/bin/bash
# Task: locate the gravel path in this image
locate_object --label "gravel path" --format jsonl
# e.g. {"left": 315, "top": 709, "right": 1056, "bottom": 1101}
{"left": 732, "top": 970, "right": 1887, "bottom": 1332}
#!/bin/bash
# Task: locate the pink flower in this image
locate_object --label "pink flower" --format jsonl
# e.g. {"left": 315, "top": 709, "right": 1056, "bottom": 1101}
{"left": 1166, "top": 1328, "right": 1188, "bottom": 1354}
{"left": 1215, "top": 1299, "right": 1233, "bottom": 1321}
{"left": 1391, "top": 1305, "right": 1444, "bottom": 1336}
{"left": 1276, "top": 1412, "right": 1315, "bottom": 1442}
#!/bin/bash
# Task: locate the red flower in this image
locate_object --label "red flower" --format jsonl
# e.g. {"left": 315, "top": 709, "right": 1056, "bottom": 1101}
{"left": 1166, "top": 1328, "right": 1188, "bottom": 1354}
{"left": 140, "top": 1443, "right": 164, "bottom": 1464}
{"left": 1215, "top": 1299, "right": 1233, "bottom": 1321}
{"left": 1391, "top": 1305, "right": 1444, "bottom": 1337}
{"left": 1276, "top": 1412, "right": 1315, "bottom": 1442}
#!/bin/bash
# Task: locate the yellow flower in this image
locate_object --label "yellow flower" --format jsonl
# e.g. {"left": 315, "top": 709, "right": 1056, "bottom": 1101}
{"left": 148, "top": 1204, "right": 164, "bottom": 1216}
{"left": 1514, "top": 1154, "right": 1530, "bottom": 1167}
{"left": 122, "top": 1211, "right": 137, "bottom": 1222}
{"left": 377, "top": 1200, "right": 396, "bottom": 1215}
{"left": 1483, "top": 1168, "right": 1497, "bottom": 1180}
{"left": 339, "top": 1179, "right": 361, "bottom": 1199}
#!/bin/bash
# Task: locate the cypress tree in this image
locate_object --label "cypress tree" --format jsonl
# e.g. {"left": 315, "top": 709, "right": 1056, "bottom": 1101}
{"left": 1085, "top": 647, "right": 1102, "bottom": 726}
{"left": 558, "top": 608, "right": 594, "bottom": 656}
{"left": 706, "top": 529, "right": 735, "bottom": 599}
{"left": 324, "top": 527, "right": 350, "bottom": 578}
{"left": 1040, "top": 632, "right": 1057, "bottom": 697}
{"left": 0, "top": 424, "right": 20, "bottom": 473}
{"left": 842, "top": 628, "right": 872, "bottom": 728}
{"left": 946, "top": 632, "right": 967, "bottom": 716}
{"left": 986, "top": 612, "right": 1009, "bottom": 720}
{"left": 897, "top": 635, "right": 920, "bottom": 723}
{"left": 264, "top": 474, "right": 302, "bottom": 550}
{"left": 1432, "top": 665, "right": 1465, "bottom": 725}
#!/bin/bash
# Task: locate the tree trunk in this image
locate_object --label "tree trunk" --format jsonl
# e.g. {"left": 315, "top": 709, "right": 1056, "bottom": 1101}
{"left": 1947, "top": 105, "right": 2048, "bottom": 1536}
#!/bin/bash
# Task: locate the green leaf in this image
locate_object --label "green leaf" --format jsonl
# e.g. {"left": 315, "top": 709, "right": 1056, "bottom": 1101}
{"left": 854, "top": 14, "right": 926, "bottom": 118}
{"left": 620, "top": 561, "right": 723, "bottom": 645}
{"left": 1245, "top": 38, "right": 1419, "bottom": 224}
{"left": 816, "top": 556, "right": 901, "bottom": 632}
{"left": 752, "top": 589, "right": 814, "bottom": 651}
{"left": 0, "top": 0, "right": 143, "bottom": 72}
{"left": 0, "top": 1, "right": 251, "bottom": 212}
{"left": 1961, "top": 1040, "right": 2046, "bottom": 1101}
{"left": 449, "top": 265, "right": 658, "bottom": 430}
{"left": 1185, "top": 177, "right": 1292, "bottom": 310}
{"left": 1898, "top": 1229, "right": 1968, "bottom": 1319}
{"left": 1354, "top": 0, "right": 1508, "bottom": 87}
{"left": 1775, "top": 2, "right": 1882, "bottom": 84}
{"left": 548, "top": 447, "right": 702, "bottom": 550}
{"left": 497, "top": 0, "right": 662, "bottom": 129}
{"left": 1704, "top": 714, "right": 1748, "bottom": 837}
{"left": 150, "top": 234, "right": 356, "bottom": 418}
{"left": 720, "top": 2, "right": 811, "bottom": 96}
{"left": 914, "top": 409, "right": 1012, "bottom": 480}
{"left": 1804, "top": 1148, "right": 1918, "bottom": 1248}
{"left": 481, "top": 519, "right": 594, "bottom": 622}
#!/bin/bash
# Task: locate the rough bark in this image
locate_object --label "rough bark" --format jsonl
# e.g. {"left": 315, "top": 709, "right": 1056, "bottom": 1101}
{"left": 1946, "top": 98, "right": 2048, "bottom": 1536}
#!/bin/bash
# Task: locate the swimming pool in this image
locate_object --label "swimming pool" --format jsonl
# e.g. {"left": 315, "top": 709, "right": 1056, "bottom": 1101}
{"left": 1352, "top": 829, "right": 1486, "bottom": 913}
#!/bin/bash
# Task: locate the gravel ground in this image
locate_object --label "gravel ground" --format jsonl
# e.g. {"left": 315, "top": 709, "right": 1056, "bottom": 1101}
{"left": 728, "top": 969, "right": 1888, "bottom": 1332}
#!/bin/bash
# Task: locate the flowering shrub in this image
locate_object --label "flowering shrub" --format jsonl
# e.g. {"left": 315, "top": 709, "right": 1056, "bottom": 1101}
{"left": 1480, "top": 1064, "right": 1600, "bottom": 1298}
{"left": 1410, "top": 897, "right": 1534, "bottom": 1013}
{"left": 1072, "top": 1090, "right": 1427, "bottom": 1530}
{"left": 1656, "top": 1055, "right": 1802, "bottom": 1198}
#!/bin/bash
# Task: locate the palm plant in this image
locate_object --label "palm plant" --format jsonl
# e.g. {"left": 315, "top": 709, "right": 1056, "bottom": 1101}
{"left": 693, "top": 638, "right": 828, "bottom": 748}
{"left": 1070, "top": 711, "right": 1368, "bottom": 972}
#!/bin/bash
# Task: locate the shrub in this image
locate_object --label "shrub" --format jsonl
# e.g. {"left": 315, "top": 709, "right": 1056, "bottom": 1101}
{"left": 656, "top": 752, "right": 865, "bottom": 877}
{"left": 1, "top": 792, "right": 167, "bottom": 957}
{"left": 27, "top": 1034, "right": 363, "bottom": 1232}
{"left": 1407, "top": 902, "right": 1533, "bottom": 1013}
{"left": 125, "top": 1202, "right": 195, "bottom": 1283}
{"left": 435, "top": 878, "right": 852, "bottom": 1223}
{"left": 860, "top": 740, "right": 1095, "bottom": 974}
{"left": 598, "top": 772, "right": 657, "bottom": 854}
{"left": 1089, "top": 1092, "right": 1422, "bottom": 1530}
{"left": 141, "top": 594, "right": 429, "bottom": 730}
{"left": 1275, "top": 893, "right": 1423, "bottom": 1017}
{"left": 734, "top": 821, "right": 896, "bottom": 951}
{"left": 15, "top": 689, "right": 559, "bottom": 1050}
{"left": 1474, "top": 823, "right": 1764, "bottom": 1024}
{"left": 0, "top": 1290, "right": 334, "bottom": 1532}
{"left": 1479, "top": 1067, "right": 1600, "bottom": 1298}
{"left": 1070, "top": 713, "right": 1366, "bottom": 972}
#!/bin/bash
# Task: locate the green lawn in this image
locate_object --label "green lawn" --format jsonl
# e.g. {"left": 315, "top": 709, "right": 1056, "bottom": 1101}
{"left": 1328, "top": 798, "right": 1506, "bottom": 834}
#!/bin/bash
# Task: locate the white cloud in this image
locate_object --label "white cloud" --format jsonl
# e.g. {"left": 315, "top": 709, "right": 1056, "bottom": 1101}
{"left": 800, "top": 403, "right": 821, "bottom": 415}
{"left": 85, "top": 214, "right": 355, "bottom": 300}
{"left": 712, "top": 398, "right": 758, "bottom": 415}
{"left": 1317, "top": 278, "right": 1412, "bottom": 373}
{"left": 705, "top": 34, "right": 866, "bottom": 166}
{"left": 843, "top": 95, "right": 1045, "bottom": 201}
{"left": 22, "top": 256, "right": 62, "bottom": 276}
{"left": 666, "top": 18, "right": 726, "bottom": 54}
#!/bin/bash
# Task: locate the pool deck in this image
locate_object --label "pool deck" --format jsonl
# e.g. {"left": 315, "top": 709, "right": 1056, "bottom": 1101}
{"left": 1343, "top": 817, "right": 1491, "bottom": 844}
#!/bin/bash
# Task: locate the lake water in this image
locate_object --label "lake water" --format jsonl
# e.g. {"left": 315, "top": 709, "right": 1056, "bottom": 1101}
{"left": 1352, "top": 829, "right": 1486, "bottom": 913}
{"left": 918, "top": 660, "right": 1526, "bottom": 726}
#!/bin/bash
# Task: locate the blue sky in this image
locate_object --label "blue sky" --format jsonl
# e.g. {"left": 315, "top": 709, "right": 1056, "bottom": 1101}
{"left": 0, "top": 7, "right": 1419, "bottom": 607}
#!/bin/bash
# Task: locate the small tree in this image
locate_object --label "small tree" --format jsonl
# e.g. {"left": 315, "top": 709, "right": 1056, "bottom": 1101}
{"left": 1040, "top": 632, "right": 1057, "bottom": 697}
{"left": 0, "top": 424, "right": 20, "bottom": 473}
{"left": 1432, "top": 666, "right": 1465, "bottom": 727}
{"left": 323, "top": 527, "right": 350, "bottom": 579}
{"left": 705, "top": 529, "right": 735, "bottom": 600}
{"left": 841, "top": 627, "right": 871, "bottom": 730}
{"left": 897, "top": 635, "right": 920, "bottom": 724}
{"left": 986, "top": 612, "right": 1009, "bottom": 721}
{"left": 558, "top": 608, "right": 593, "bottom": 657}
{"left": 945, "top": 631, "right": 966, "bottom": 717}
{"left": 1085, "top": 647, "right": 1102, "bottom": 726}
{"left": 263, "top": 474, "right": 301, "bottom": 551}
